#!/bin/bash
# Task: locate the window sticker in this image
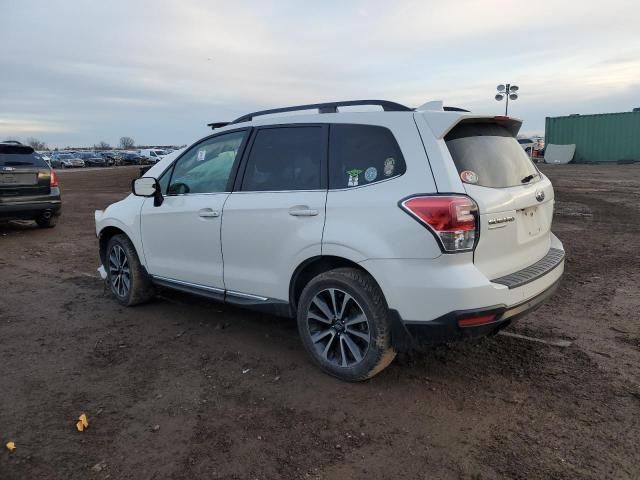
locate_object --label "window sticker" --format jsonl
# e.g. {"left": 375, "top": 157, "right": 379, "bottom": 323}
{"left": 364, "top": 167, "right": 377, "bottom": 182}
{"left": 383, "top": 157, "right": 395, "bottom": 176}
{"left": 460, "top": 170, "right": 479, "bottom": 184}
{"left": 197, "top": 149, "right": 206, "bottom": 162}
{"left": 346, "top": 168, "right": 362, "bottom": 187}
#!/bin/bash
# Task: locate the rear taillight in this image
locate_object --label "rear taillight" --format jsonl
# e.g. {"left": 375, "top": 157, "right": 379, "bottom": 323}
{"left": 400, "top": 195, "right": 478, "bottom": 252}
{"left": 50, "top": 170, "right": 59, "bottom": 187}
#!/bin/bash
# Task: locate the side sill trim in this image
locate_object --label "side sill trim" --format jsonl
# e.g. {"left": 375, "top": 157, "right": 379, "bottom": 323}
{"left": 151, "top": 275, "right": 225, "bottom": 294}
{"left": 226, "top": 290, "right": 268, "bottom": 301}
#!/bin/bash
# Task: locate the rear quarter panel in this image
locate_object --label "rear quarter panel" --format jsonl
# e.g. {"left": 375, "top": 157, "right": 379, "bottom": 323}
{"left": 323, "top": 115, "right": 443, "bottom": 261}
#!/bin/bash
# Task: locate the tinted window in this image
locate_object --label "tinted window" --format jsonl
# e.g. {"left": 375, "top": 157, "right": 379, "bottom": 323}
{"left": 329, "top": 124, "right": 405, "bottom": 189}
{"left": 0, "top": 144, "right": 49, "bottom": 168}
{"left": 241, "top": 127, "right": 324, "bottom": 191}
{"left": 446, "top": 123, "right": 539, "bottom": 188}
{"left": 168, "top": 131, "right": 246, "bottom": 195}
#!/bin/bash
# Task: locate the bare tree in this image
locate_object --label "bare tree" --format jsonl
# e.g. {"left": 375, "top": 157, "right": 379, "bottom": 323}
{"left": 94, "top": 141, "right": 111, "bottom": 150}
{"left": 25, "top": 137, "right": 48, "bottom": 150}
{"left": 119, "top": 136, "right": 135, "bottom": 149}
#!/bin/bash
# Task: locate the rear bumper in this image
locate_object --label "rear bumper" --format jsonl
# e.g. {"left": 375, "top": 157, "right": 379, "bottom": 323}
{"left": 360, "top": 233, "right": 565, "bottom": 350}
{"left": 389, "top": 277, "right": 561, "bottom": 350}
{"left": 0, "top": 195, "right": 62, "bottom": 220}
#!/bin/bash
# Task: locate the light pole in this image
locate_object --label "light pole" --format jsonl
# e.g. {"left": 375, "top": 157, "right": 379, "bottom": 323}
{"left": 495, "top": 84, "right": 519, "bottom": 116}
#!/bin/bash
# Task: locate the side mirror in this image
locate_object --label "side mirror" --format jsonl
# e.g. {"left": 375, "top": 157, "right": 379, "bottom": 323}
{"left": 132, "top": 177, "right": 158, "bottom": 197}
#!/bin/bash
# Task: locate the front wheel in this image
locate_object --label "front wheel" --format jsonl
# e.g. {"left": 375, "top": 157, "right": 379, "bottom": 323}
{"left": 106, "top": 234, "right": 154, "bottom": 306}
{"left": 297, "top": 268, "right": 396, "bottom": 381}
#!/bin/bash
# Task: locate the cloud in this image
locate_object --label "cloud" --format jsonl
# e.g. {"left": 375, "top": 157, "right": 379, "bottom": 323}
{"left": 1, "top": 0, "right": 639, "bottom": 145}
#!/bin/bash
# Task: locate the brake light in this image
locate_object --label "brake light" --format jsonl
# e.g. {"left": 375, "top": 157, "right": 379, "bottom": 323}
{"left": 400, "top": 195, "right": 478, "bottom": 252}
{"left": 494, "top": 115, "right": 510, "bottom": 121}
{"left": 50, "top": 170, "right": 59, "bottom": 187}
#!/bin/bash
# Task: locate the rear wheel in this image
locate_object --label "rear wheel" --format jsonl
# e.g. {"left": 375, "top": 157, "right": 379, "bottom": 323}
{"left": 106, "top": 234, "right": 154, "bottom": 306}
{"left": 297, "top": 268, "right": 396, "bottom": 381}
{"left": 35, "top": 214, "right": 57, "bottom": 228}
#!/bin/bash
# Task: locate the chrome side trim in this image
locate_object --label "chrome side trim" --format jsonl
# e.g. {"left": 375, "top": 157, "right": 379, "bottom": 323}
{"left": 151, "top": 275, "right": 225, "bottom": 294}
{"left": 226, "top": 290, "right": 268, "bottom": 301}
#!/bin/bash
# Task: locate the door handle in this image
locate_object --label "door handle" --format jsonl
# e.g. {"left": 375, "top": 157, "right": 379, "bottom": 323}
{"left": 198, "top": 208, "right": 220, "bottom": 218}
{"left": 289, "top": 206, "right": 319, "bottom": 217}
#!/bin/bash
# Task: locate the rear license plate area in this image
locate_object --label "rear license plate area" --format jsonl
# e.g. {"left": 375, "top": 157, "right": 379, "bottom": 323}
{"left": 0, "top": 173, "right": 38, "bottom": 185}
{"left": 518, "top": 206, "right": 544, "bottom": 238}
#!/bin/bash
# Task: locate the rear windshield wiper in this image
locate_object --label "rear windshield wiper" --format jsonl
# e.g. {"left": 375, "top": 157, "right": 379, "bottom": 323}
{"left": 521, "top": 173, "right": 538, "bottom": 184}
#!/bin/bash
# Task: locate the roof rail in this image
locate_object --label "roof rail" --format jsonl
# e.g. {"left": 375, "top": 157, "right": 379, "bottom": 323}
{"left": 229, "top": 99, "right": 413, "bottom": 124}
{"left": 207, "top": 122, "right": 231, "bottom": 130}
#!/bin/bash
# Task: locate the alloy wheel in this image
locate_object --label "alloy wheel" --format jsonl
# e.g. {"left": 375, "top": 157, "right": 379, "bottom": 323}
{"left": 108, "top": 244, "right": 130, "bottom": 298}
{"left": 306, "top": 288, "right": 371, "bottom": 367}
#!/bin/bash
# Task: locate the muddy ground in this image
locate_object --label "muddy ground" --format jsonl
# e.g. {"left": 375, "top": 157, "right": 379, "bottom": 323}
{"left": 1, "top": 164, "right": 638, "bottom": 479}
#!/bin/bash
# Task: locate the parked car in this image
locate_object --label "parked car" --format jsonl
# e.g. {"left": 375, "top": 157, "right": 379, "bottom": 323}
{"left": 51, "top": 153, "right": 85, "bottom": 168}
{"left": 119, "top": 152, "right": 144, "bottom": 165}
{"left": 98, "top": 151, "right": 118, "bottom": 166}
{"left": 138, "top": 149, "right": 167, "bottom": 164}
{"left": 76, "top": 152, "right": 106, "bottom": 167}
{"left": 517, "top": 138, "right": 536, "bottom": 155}
{"left": 0, "top": 142, "right": 61, "bottom": 227}
{"left": 95, "top": 99, "right": 564, "bottom": 381}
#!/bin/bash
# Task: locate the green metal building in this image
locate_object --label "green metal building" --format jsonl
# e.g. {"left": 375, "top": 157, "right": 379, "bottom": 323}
{"left": 545, "top": 111, "right": 640, "bottom": 163}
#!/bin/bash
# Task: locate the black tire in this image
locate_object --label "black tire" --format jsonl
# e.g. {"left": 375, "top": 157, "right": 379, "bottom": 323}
{"left": 297, "top": 268, "right": 396, "bottom": 381}
{"left": 35, "top": 214, "right": 57, "bottom": 228}
{"left": 106, "top": 234, "right": 154, "bottom": 306}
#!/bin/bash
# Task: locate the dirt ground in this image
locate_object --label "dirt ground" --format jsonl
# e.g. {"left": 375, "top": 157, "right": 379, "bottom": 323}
{"left": 1, "top": 164, "right": 638, "bottom": 479}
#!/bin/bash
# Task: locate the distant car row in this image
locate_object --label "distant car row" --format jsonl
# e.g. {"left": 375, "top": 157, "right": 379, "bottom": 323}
{"left": 38, "top": 149, "right": 174, "bottom": 169}
{"left": 517, "top": 137, "right": 545, "bottom": 162}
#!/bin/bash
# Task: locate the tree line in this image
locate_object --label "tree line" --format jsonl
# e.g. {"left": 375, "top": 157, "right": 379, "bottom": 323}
{"left": 7, "top": 136, "right": 137, "bottom": 151}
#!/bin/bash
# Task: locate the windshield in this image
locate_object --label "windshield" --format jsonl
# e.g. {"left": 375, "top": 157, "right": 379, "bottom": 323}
{"left": 58, "top": 154, "right": 73, "bottom": 159}
{"left": 446, "top": 123, "right": 539, "bottom": 188}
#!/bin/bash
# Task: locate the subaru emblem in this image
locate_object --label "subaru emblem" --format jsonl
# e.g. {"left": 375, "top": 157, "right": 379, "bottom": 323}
{"left": 535, "top": 190, "right": 545, "bottom": 202}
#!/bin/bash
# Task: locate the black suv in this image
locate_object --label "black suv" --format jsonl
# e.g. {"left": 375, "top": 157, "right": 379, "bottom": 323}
{"left": 0, "top": 142, "right": 61, "bottom": 228}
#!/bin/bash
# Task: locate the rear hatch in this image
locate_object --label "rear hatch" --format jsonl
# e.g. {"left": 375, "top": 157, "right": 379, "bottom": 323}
{"left": 445, "top": 120, "right": 553, "bottom": 279}
{"left": 0, "top": 144, "right": 52, "bottom": 200}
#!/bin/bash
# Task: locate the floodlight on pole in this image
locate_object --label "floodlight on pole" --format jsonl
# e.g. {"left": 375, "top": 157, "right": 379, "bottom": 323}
{"left": 495, "top": 83, "right": 519, "bottom": 115}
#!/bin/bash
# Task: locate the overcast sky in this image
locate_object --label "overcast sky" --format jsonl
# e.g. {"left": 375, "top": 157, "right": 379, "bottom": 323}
{"left": 2, "top": 0, "right": 639, "bottom": 148}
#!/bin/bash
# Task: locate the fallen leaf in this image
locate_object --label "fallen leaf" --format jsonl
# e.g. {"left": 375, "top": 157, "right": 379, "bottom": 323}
{"left": 76, "top": 413, "right": 89, "bottom": 432}
{"left": 6, "top": 441, "right": 16, "bottom": 452}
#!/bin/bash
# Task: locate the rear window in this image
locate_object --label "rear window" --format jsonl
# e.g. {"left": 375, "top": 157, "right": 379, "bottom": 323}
{"left": 446, "top": 123, "right": 539, "bottom": 188}
{"left": 0, "top": 144, "right": 49, "bottom": 168}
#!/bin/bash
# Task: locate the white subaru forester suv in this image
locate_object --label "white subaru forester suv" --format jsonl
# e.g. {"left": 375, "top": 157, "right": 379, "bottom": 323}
{"left": 95, "top": 100, "right": 564, "bottom": 382}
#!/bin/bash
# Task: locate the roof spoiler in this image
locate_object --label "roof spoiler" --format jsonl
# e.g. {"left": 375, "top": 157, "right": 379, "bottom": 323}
{"left": 418, "top": 110, "right": 523, "bottom": 139}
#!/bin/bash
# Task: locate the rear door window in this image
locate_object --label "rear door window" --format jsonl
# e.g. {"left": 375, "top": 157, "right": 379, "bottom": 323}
{"left": 240, "top": 126, "right": 325, "bottom": 191}
{"left": 329, "top": 124, "right": 405, "bottom": 189}
{"left": 446, "top": 123, "right": 539, "bottom": 188}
